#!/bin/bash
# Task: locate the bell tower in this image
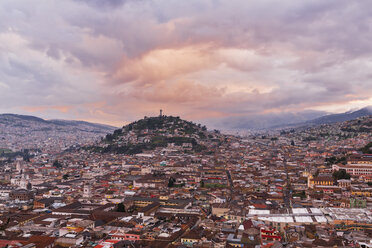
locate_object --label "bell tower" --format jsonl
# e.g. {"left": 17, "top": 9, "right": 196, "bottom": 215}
{"left": 83, "top": 184, "right": 92, "bottom": 198}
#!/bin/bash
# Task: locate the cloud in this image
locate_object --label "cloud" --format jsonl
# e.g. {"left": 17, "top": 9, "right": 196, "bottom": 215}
{"left": 0, "top": 0, "right": 372, "bottom": 128}
{"left": 112, "top": 45, "right": 217, "bottom": 85}
{"left": 73, "top": 0, "right": 131, "bottom": 9}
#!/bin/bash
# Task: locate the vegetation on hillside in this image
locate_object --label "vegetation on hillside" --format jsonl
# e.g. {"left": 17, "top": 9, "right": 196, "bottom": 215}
{"left": 325, "top": 156, "right": 347, "bottom": 166}
{"left": 360, "top": 142, "right": 372, "bottom": 154}
{"left": 87, "top": 115, "right": 219, "bottom": 155}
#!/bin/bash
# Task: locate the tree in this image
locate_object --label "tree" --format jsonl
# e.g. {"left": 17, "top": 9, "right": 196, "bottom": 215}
{"left": 105, "top": 134, "right": 114, "bottom": 142}
{"left": 360, "top": 142, "right": 372, "bottom": 154}
{"left": 63, "top": 174, "right": 69, "bottom": 180}
{"left": 325, "top": 156, "right": 347, "bottom": 166}
{"left": 53, "top": 160, "right": 62, "bottom": 168}
{"left": 117, "top": 203, "right": 125, "bottom": 212}
{"left": 333, "top": 169, "right": 351, "bottom": 180}
{"left": 200, "top": 180, "right": 205, "bottom": 188}
{"left": 168, "top": 177, "right": 175, "bottom": 187}
{"left": 294, "top": 190, "right": 306, "bottom": 199}
{"left": 325, "top": 156, "right": 337, "bottom": 166}
{"left": 291, "top": 140, "right": 295, "bottom": 146}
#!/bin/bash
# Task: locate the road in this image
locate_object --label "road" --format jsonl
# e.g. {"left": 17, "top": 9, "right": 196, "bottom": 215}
{"left": 283, "top": 157, "right": 293, "bottom": 209}
{"left": 226, "top": 170, "right": 234, "bottom": 201}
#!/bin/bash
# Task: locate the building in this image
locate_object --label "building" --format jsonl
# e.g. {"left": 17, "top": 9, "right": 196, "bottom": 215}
{"left": 333, "top": 154, "right": 372, "bottom": 176}
{"left": 333, "top": 163, "right": 372, "bottom": 176}
{"left": 9, "top": 189, "right": 33, "bottom": 201}
{"left": 308, "top": 175, "right": 334, "bottom": 189}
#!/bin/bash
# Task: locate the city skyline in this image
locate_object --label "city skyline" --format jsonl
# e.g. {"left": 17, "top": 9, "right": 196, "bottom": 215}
{"left": 1, "top": 0, "right": 372, "bottom": 126}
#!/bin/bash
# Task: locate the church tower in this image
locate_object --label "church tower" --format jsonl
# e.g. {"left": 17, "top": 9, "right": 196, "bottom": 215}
{"left": 16, "top": 161, "right": 22, "bottom": 173}
{"left": 83, "top": 184, "right": 92, "bottom": 198}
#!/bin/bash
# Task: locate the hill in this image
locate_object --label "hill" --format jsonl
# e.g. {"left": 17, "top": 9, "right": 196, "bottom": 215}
{"left": 211, "top": 106, "right": 372, "bottom": 131}
{"left": 0, "top": 113, "right": 116, "bottom": 150}
{"left": 0, "top": 114, "right": 114, "bottom": 130}
{"left": 88, "top": 115, "right": 224, "bottom": 155}
{"left": 274, "top": 115, "right": 372, "bottom": 144}
{"left": 307, "top": 106, "right": 372, "bottom": 125}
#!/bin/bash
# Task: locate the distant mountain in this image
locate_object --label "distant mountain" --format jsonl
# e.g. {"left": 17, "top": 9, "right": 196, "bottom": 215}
{"left": 88, "top": 115, "right": 224, "bottom": 155}
{"left": 1, "top": 113, "right": 47, "bottom": 123}
{"left": 0, "top": 113, "right": 115, "bottom": 131}
{"left": 48, "top": 119, "right": 115, "bottom": 130}
{"left": 204, "top": 110, "right": 327, "bottom": 131}
{"left": 0, "top": 113, "right": 117, "bottom": 150}
{"left": 204, "top": 106, "right": 372, "bottom": 132}
{"left": 306, "top": 106, "right": 372, "bottom": 125}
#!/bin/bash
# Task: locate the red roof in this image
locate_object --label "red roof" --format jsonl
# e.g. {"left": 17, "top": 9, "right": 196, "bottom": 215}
{"left": 0, "top": 240, "right": 25, "bottom": 246}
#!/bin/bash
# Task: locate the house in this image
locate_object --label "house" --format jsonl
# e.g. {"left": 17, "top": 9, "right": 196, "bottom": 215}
{"left": 25, "top": 236, "right": 56, "bottom": 248}
{"left": 181, "top": 229, "right": 201, "bottom": 247}
{"left": 33, "top": 197, "right": 63, "bottom": 209}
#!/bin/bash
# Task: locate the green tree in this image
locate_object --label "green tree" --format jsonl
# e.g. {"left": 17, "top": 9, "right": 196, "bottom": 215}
{"left": 168, "top": 177, "right": 175, "bottom": 187}
{"left": 333, "top": 169, "right": 351, "bottom": 180}
{"left": 53, "top": 160, "right": 62, "bottom": 168}
{"left": 117, "top": 203, "right": 125, "bottom": 212}
{"left": 325, "top": 156, "right": 337, "bottom": 165}
{"left": 63, "top": 174, "right": 69, "bottom": 180}
{"left": 360, "top": 142, "right": 372, "bottom": 154}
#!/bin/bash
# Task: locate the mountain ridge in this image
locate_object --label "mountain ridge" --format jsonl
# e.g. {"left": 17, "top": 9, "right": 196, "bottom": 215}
{"left": 306, "top": 106, "right": 372, "bottom": 125}
{"left": 0, "top": 113, "right": 116, "bottom": 130}
{"left": 0, "top": 113, "right": 117, "bottom": 150}
{"left": 212, "top": 106, "right": 372, "bottom": 132}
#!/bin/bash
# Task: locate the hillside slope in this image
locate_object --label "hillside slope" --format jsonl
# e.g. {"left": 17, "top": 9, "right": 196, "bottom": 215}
{"left": 89, "top": 115, "right": 224, "bottom": 155}
{"left": 307, "top": 107, "right": 372, "bottom": 125}
{"left": 0, "top": 113, "right": 116, "bottom": 150}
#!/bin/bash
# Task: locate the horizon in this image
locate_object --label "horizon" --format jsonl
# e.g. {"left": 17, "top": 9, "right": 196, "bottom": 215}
{"left": 1, "top": 105, "right": 372, "bottom": 131}
{"left": 1, "top": 1, "right": 372, "bottom": 128}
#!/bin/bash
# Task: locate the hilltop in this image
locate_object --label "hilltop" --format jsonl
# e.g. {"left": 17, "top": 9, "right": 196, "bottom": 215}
{"left": 88, "top": 115, "right": 224, "bottom": 155}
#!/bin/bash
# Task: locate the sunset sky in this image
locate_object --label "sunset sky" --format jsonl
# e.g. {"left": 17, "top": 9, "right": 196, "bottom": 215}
{"left": 1, "top": 0, "right": 372, "bottom": 127}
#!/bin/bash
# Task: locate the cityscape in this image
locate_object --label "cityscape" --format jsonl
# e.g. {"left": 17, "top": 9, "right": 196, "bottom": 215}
{"left": 0, "top": 112, "right": 370, "bottom": 247}
{"left": 1, "top": 0, "right": 372, "bottom": 247}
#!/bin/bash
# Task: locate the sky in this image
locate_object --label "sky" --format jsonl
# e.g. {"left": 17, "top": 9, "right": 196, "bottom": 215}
{"left": 0, "top": 0, "right": 372, "bottom": 128}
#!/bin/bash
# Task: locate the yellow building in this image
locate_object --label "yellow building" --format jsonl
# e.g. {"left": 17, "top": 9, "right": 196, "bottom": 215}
{"left": 308, "top": 175, "right": 334, "bottom": 189}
